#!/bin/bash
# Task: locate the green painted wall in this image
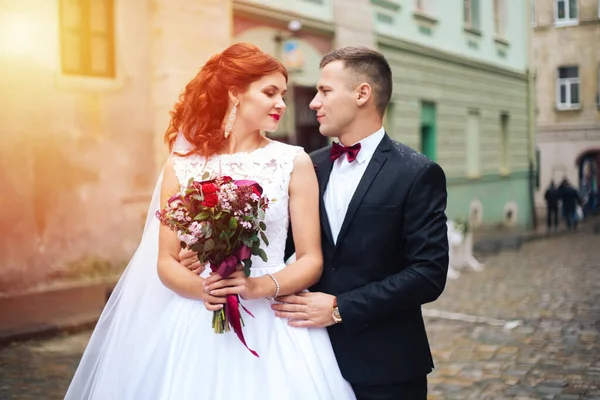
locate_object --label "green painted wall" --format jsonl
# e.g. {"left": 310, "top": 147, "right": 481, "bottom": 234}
{"left": 241, "top": 0, "right": 333, "bottom": 22}
{"left": 446, "top": 173, "right": 530, "bottom": 227}
{"left": 379, "top": 41, "right": 531, "bottom": 228}
{"left": 370, "top": 0, "right": 528, "bottom": 73}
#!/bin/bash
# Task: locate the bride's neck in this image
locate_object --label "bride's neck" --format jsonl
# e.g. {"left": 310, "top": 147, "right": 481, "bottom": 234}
{"left": 223, "top": 130, "right": 267, "bottom": 154}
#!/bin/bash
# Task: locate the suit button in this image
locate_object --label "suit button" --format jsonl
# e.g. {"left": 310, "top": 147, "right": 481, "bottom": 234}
{"left": 332, "top": 267, "right": 337, "bottom": 271}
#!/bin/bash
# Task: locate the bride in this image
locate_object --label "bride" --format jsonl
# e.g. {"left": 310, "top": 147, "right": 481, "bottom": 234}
{"left": 65, "top": 42, "right": 355, "bottom": 399}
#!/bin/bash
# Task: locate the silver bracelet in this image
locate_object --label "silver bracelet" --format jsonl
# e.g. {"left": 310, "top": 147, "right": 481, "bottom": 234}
{"left": 265, "top": 273, "right": 280, "bottom": 300}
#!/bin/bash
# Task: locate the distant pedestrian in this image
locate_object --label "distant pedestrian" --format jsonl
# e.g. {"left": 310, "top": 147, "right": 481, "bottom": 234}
{"left": 544, "top": 181, "right": 560, "bottom": 231}
{"left": 558, "top": 180, "right": 583, "bottom": 230}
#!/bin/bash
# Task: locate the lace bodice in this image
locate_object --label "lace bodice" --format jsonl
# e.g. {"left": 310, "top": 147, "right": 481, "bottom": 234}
{"left": 171, "top": 135, "right": 302, "bottom": 267}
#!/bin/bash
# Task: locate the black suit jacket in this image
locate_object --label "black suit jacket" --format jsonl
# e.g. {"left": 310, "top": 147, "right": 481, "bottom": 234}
{"left": 285, "top": 134, "right": 449, "bottom": 386}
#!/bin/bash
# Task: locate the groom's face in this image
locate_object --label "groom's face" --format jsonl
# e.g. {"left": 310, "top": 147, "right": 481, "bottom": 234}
{"left": 310, "top": 60, "right": 359, "bottom": 138}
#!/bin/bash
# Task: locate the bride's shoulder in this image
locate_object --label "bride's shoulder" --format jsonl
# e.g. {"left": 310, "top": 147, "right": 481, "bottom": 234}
{"left": 266, "top": 140, "right": 303, "bottom": 159}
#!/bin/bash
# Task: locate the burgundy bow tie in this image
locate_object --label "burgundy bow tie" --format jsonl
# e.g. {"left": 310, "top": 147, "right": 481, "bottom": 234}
{"left": 330, "top": 142, "right": 361, "bottom": 163}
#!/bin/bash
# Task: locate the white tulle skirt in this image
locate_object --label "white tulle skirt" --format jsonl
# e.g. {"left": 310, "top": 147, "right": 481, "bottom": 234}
{"left": 65, "top": 175, "right": 355, "bottom": 400}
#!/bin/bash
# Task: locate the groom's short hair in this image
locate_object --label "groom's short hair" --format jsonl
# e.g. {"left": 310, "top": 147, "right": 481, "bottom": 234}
{"left": 320, "top": 47, "right": 392, "bottom": 117}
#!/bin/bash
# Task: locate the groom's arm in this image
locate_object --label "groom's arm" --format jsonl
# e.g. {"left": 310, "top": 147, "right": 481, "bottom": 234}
{"left": 336, "top": 162, "right": 449, "bottom": 332}
{"left": 284, "top": 223, "right": 295, "bottom": 261}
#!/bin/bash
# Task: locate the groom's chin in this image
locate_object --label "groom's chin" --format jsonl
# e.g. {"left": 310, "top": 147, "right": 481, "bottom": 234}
{"left": 318, "top": 126, "right": 335, "bottom": 138}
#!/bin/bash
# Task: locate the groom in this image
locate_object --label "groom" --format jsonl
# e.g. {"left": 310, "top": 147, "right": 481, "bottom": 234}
{"left": 274, "top": 47, "right": 449, "bottom": 399}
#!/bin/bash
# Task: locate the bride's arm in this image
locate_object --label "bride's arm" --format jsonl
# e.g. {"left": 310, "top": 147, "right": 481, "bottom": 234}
{"left": 265, "top": 150, "right": 323, "bottom": 295}
{"left": 205, "top": 150, "right": 323, "bottom": 300}
{"left": 156, "top": 156, "right": 211, "bottom": 301}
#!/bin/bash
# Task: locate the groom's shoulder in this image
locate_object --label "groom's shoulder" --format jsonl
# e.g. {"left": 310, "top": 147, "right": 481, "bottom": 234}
{"left": 386, "top": 137, "right": 431, "bottom": 167}
{"left": 309, "top": 145, "right": 332, "bottom": 163}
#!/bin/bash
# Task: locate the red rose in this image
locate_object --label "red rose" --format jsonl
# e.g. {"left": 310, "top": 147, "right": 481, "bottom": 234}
{"left": 251, "top": 186, "right": 261, "bottom": 197}
{"left": 202, "top": 193, "right": 218, "bottom": 208}
{"left": 201, "top": 182, "right": 217, "bottom": 195}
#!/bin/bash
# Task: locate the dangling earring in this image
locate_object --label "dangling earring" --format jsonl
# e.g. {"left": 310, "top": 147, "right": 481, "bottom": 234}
{"left": 224, "top": 103, "right": 238, "bottom": 139}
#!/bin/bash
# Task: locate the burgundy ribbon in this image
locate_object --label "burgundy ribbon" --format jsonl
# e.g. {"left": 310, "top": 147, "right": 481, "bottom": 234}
{"left": 211, "top": 245, "right": 258, "bottom": 357}
{"left": 225, "top": 294, "right": 259, "bottom": 358}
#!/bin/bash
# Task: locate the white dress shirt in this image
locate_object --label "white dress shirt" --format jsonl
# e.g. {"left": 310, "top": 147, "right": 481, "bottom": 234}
{"left": 324, "top": 127, "right": 386, "bottom": 244}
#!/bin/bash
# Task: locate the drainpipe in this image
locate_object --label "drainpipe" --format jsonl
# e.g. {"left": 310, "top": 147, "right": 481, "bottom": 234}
{"left": 526, "top": 1, "right": 538, "bottom": 230}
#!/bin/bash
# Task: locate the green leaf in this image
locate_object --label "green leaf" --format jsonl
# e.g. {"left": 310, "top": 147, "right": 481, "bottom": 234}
{"left": 243, "top": 259, "right": 252, "bottom": 277}
{"left": 242, "top": 237, "right": 254, "bottom": 248}
{"left": 187, "top": 177, "right": 195, "bottom": 187}
{"left": 259, "top": 231, "right": 269, "bottom": 246}
{"left": 194, "top": 212, "right": 211, "bottom": 221}
{"left": 191, "top": 242, "right": 204, "bottom": 253}
{"left": 259, "top": 221, "right": 267, "bottom": 231}
{"left": 229, "top": 217, "right": 238, "bottom": 230}
{"left": 204, "top": 239, "right": 215, "bottom": 252}
{"left": 258, "top": 209, "right": 265, "bottom": 220}
{"left": 203, "top": 224, "right": 212, "bottom": 239}
{"left": 258, "top": 249, "right": 268, "bottom": 262}
{"left": 202, "top": 172, "right": 210, "bottom": 180}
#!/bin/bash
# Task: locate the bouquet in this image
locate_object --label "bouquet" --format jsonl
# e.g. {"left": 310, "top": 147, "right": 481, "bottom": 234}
{"left": 156, "top": 172, "right": 270, "bottom": 357}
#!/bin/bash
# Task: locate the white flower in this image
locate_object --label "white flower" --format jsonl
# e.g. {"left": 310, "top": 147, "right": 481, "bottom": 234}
{"left": 177, "top": 232, "right": 198, "bottom": 246}
{"left": 188, "top": 222, "right": 204, "bottom": 237}
{"left": 241, "top": 221, "right": 253, "bottom": 230}
{"left": 174, "top": 210, "right": 186, "bottom": 221}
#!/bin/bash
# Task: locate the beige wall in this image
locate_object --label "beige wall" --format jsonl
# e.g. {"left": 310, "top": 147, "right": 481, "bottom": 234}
{"left": 0, "top": 0, "right": 231, "bottom": 292}
{"left": 332, "top": 0, "right": 375, "bottom": 48}
{"left": 532, "top": 0, "right": 600, "bottom": 206}
{"left": 151, "top": 0, "right": 232, "bottom": 169}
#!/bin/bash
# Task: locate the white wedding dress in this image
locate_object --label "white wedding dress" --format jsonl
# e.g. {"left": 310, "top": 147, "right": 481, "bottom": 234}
{"left": 65, "top": 134, "right": 355, "bottom": 400}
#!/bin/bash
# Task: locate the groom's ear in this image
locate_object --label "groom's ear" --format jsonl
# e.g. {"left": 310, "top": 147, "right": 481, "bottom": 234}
{"left": 356, "top": 83, "right": 372, "bottom": 107}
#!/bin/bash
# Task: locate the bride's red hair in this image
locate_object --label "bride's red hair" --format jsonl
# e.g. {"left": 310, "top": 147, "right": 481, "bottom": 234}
{"left": 164, "top": 43, "right": 288, "bottom": 157}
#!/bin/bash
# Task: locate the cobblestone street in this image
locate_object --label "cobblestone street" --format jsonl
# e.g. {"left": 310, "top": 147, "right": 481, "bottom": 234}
{"left": 1, "top": 226, "right": 599, "bottom": 399}
{"left": 423, "top": 225, "right": 600, "bottom": 400}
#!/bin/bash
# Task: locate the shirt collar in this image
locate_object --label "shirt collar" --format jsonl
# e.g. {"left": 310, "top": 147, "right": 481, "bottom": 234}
{"left": 352, "top": 127, "right": 385, "bottom": 164}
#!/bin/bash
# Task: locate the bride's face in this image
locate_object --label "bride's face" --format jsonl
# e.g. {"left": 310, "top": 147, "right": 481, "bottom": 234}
{"left": 237, "top": 72, "right": 287, "bottom": 133}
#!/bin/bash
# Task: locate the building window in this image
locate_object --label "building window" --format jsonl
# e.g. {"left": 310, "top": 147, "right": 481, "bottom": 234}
{"left": 555, "top": 0, "right": 578, "bottom": 25}
{"left": 384, "top": 101, "right": 395, "bottom": 134}
{"left": 59, "top": 0, "right": 115, "bottom": 77}
{"left": 500, "top": 113, "right": 510, "bottom": 174}
{"left": 535, "top": 147, "right": 540, "bottom": 189}
{"left": 464, "top": 0, "right": 481, "bottom": 30}
{"left": 466, "top": 109, "right": 481, "bottom": 178}
{"left": 416, "top": 0, "right": 434, "bottom": 14}
{"left": 596, "top": 64, "right": 600, "bottom": 107}
{"left": 556, "top": 66, "right": 580, "bottom": 109}
{"left": 493, "top": 0, "right": 507, "bottom": 38}
{"left": 420, "top": 102, "right": 437, "bottom": 161}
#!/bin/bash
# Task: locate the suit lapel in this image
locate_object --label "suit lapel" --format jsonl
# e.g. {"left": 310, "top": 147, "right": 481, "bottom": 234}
{"left": 316, "top": 154, "right": 335, "bottom": 247}
{"left": 334, "top": 135, "right": 391, "bottom": 251}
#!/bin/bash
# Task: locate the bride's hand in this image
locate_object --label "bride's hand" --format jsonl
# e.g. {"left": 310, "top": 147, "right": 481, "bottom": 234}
{"left": 202, "top": 272, "right": 227, "bottom": 311}
{"left": 204, "top": 270, "right": 258, "bottom": 301}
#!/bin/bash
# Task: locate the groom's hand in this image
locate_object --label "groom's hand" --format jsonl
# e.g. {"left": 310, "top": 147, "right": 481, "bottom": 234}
{"left": 178, "top": 248, "right": 205, "bottom": 275}
{"left": 272, "top": 292, "right": 336, "bottom": 328}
